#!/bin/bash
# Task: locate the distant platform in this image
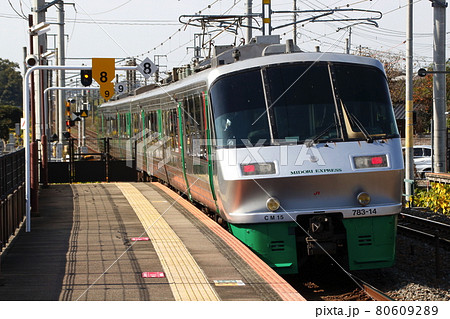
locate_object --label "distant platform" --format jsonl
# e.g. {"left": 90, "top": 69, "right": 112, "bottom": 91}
{"left": 425, "top": 172, "right": 450, "bottom": 184}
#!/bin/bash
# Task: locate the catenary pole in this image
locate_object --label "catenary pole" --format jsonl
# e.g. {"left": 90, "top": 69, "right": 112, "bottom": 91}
{"left": 57, "top": 1, "right": 66, "bottom": 159}
{"left": 432, "top": 0, "right": 447, "bottom": 173}
{"left": 405, "top": 0, "right": 414, "bottom": 201}
{"left": 246, "top": 0, "right": 253, "bottom": 44}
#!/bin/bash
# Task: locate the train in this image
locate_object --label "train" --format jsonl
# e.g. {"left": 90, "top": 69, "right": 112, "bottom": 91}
{"left": 97, "top": 36, "right": 403, "bottom": 275}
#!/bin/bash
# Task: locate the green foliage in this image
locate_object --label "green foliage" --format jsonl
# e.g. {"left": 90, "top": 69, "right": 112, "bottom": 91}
{"left": 0, "top": 58, "right": 22, "bottom": 107}
{"left": 357, "top": 49, "right": 450, "bottom": 135}
{"left": 413, "top": 183, "right": 450, "bottom": 216}
{"left": 411, "top": 62, "right": 450, "bottom": 133}
{"left": 0, "top": 105, "right": 22, "bottom": 141}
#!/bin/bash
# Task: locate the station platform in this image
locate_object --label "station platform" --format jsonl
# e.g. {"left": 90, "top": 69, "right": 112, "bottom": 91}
{"left": 0, "top": 182, "right": 304, "bottom": 301}
{"left": 425, "top": 172, "right": 450, "bottom": 184}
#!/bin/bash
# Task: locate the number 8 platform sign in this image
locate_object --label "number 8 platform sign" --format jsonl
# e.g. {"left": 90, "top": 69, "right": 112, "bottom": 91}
{"left": 92, "top": 58, "right": 115, "bottom": 101}
{"left": 138, "top": 57, "right": 157, "bottom": 80}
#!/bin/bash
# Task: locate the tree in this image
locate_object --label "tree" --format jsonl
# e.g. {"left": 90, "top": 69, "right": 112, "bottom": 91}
{"left": 0, "top": 58, "right": 22, "bottom": 107}
{"left": 0, "top": 105, "right": 22, "bottom": 141}
{"left": 357, "top": 48, "right": 450, "bottom": 135}
{"left": 412, "top": 62, "right": 450, "bottom": 133}
{"left": 0, "top": 58, "right": 22, "bottom": 141}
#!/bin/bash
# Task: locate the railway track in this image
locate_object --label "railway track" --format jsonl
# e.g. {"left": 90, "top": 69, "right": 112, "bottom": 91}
{"left": 69, "top": 127, "right": 105, "bottom": 156}
{"left": 284, "top": 260, "right": 392, "bottom": 301}
{"left": 398, "top": 213, "right": 450, "bottom": 250}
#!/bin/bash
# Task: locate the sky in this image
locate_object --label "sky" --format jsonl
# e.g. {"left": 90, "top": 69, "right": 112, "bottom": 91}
{"left": 1, "top": 0, "right": 449, "bottom": 78}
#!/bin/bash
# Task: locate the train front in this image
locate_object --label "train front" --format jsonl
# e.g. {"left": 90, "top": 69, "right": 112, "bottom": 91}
{"left": 208, "top": 53, "right": 403, "bottom": 275}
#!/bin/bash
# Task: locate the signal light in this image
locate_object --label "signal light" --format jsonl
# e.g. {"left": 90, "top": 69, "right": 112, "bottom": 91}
{"left": 66, "top": 101, "right": 71, "bottom": 117}
{"left": 80, "top": 70, "right": 92, "bottom": 86}
{"left": 66, "top": 120, "right": 75, "bottom": 127}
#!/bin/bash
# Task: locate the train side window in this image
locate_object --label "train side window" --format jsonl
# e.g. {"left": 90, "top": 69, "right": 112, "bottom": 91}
{"left": 182, "top": 96, "right": 192, "bottom": 155}
{"left": 195, "top": 94, "right": 206, "bottom": 159}
{"left": 171, "top": 109, "right": 179, "bottom": 151}
{"left": 133, "top": 113, "right": 138, "bottom": 135}
{"left": 151, "top": 111, "right": 158, "bottom": 136}
{"left": 192, "top": 94, "right": 207, "bottom": 159}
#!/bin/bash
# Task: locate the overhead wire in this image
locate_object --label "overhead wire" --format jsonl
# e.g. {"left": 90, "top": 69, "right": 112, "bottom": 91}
{"left": 291, "top": 0, "right": 434, "bottom": 67}
{"left": 8, "top": 0, "right": 27, "bottom": 20}
{"left": 132, "top": 0, "right": 225, "bottom": 60}
{"left": 18, "top": 0, "right": 27, "bottom": 18}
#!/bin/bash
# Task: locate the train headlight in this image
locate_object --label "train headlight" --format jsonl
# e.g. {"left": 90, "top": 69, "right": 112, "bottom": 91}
{"left": 241, "top": 162, "right": 276, "bottom": 176}
{"left": 353, "top": 155, "right": 387, "bottom": 169}
{"left": 266, "top": 197, "right": 281, "bottom": 211}
{"left": 357, "top": 192, "right": 371, "bottom": 206}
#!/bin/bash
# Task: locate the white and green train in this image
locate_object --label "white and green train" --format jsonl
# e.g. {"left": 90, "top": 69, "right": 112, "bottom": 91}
{"left": 98, "top": 37, "right": 403, "bottom": 275}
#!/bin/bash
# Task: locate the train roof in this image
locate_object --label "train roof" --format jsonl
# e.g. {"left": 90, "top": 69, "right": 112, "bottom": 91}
{"left": 99, "top": 43, "right": 385, "bottom": 112}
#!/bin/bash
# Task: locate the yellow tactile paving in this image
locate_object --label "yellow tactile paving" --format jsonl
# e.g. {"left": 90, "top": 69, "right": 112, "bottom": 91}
{"left": 116, "top": 183, "right": 220, "bottom": 301}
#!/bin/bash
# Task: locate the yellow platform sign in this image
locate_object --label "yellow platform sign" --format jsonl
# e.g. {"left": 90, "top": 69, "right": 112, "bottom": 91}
{"left": 92, "top": 58, "right": 115, "bottom": 101}
{"left": 100, "top": 82, "right": 115, "bottom": 101}
{"left": 92, "top": 58, "right": 115, "bottom": 85}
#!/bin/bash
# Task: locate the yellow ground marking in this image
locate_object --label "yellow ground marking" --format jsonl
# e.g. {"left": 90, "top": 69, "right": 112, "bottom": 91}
{"left": 116, "top": 183, "right": 220, "bottom": 301}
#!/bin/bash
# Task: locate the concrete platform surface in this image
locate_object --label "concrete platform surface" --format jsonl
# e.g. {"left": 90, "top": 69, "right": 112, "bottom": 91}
{"left": 0, "top": 182, "right": 304, "bottom": 301}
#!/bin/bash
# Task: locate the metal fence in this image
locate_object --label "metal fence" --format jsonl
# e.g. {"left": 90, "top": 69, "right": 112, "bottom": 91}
{"left": 43, "top": 138, "right": 136, "bottom": 184}
{"left": 0, "top": 148, "right": 26, "bottom": 251}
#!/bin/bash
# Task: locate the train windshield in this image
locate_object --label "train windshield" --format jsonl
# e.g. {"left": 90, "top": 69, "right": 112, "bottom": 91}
{"left": 210, "top": 61, "right": 399, "bottom": 147}
{"left": 265, "top": 63, "right": 339, "bottom": 143}
{"left": 210, "top": 69, "right": 270, "bottom": 147}
{"left": 332, "top": 63, "right": 399, "bottom": 139}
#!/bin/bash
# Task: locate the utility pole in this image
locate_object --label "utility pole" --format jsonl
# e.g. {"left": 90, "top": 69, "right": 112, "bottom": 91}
{"left": 246, "top": 0, "right": 253, "bottom": 43}
{"left": 33, "top": 0, "right": 47, "bottom": 140}
{"left": 346, "top": 27, "right": 352, "bottom": 54}
{"left": 431, "top": 0, "right": 447, "bottom": 173}
{"left": 293, "top": 0, "right": 297, "bottom": 45}
{"left": 27, "top": 14, "right": 39, "bottom": 214}
{"left": 57, "top": 1, "right": 66, "bottom": 160}
{"left": 262, "top": 0, "right": 271, "bottom": 35}
{"left": 405, "top": 0, "right": 414, "bottom": 201}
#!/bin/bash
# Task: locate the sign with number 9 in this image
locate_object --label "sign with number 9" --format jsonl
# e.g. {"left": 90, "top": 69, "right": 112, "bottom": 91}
{"left": 100, "top": 82, "right": 115, "bottom": 101}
